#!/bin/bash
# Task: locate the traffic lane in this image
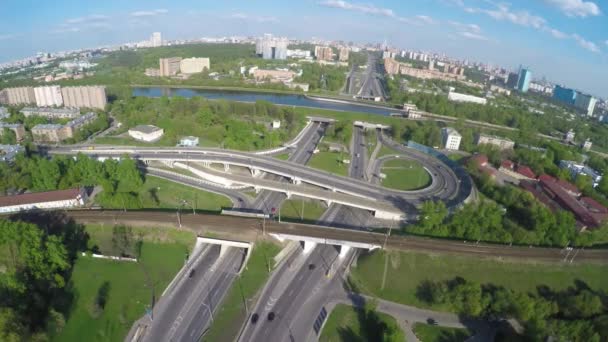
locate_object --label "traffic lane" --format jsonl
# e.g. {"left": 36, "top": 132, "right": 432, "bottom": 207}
{"left": 243, "top": 245, "right": 340, "bottom": 342}
{"left": 144, "top": 244, "right": 221, "bottom": 342}
{"left": 172, "top": 247, "right": 244, "bottom": 342}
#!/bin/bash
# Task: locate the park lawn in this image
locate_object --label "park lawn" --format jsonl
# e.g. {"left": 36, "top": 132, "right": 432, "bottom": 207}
{"left": 280, "top": 198, "right": 327, "bottom": 223}
{"left": 83, "top": 224, "right": 197, "bottom": 254}
{"left": 308, "top": 151, "right": 349, "bottom": 177}
{"left": 380, "top": 159, "right": 431, "bottom": 191}
{"left": 377, "top": 145, "right": 398, "bottom": 158}
{"left": 319, "top": 304, "right": 405, "bottom": 342}
{"left": 274, "top": 153, "right": 291, "bottom": 160}
{"left": 413, "top": 323, "right": 471, "bottom": 342}
{"left": 365, "top": 129, "right": 378, "bottom": 158}
{"left": 349, "top": 250, "right": 608, "bottom": 311}
{"left": 55, "top": 242, "right": 187, "bottom": 342}
{"left": 203, "top": 242, "right": 281, "bottom": 342}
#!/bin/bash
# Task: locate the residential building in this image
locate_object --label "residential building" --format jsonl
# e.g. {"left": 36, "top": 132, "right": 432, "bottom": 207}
{"left": 61, "top": 86, "right": 107, "bottom": 110}
{"left": 286, "top": 49, "right": 311, "bottom": 59}
{"left": 516, "top": 67, "right": 532, "bottom": 93}
{"left": 63, "top": 112, "right": 97, "bottom": 135}
{"left": 574, "top": 92, "right": 597, "bottom": 116}
{"left": 31, "top": 124, "right": 67, "bottom": 142}
{"left": 256, "top": 34, "right": 288, "bottom": 60}
{"left": 0, "top": 90, "right": 7, "bottom": 105}
{"left": 151, "top": 32, "right": 162, "bottom": 47}
{"left": 559, "top": 160, "right": 602, "bottom": 187}
{"left": 565, "top": 129, "right": 575, "bottom": 143}
{"left": 159, "top": 57, "right": 182, "bottom": 77}
{"left": 0, "top": 144, "right": 24, "bottom": 162}
{"left": 0, "top": 87, "right": 36, "bottom": 105}
{"left": 338, "top": 47, "right": 349, "bottom": 62}
{"left": 315, "top": 46, "right": 333, "bottom": 61}
{"left": 499, "top": 160, "right": 536, "bottom": 180}
{"left": 179, "top": 136, "right": 199, "bottom": 146}
{"left": 553, "top": 85, "right": 577, "bottom": 105}
{"left": 489, "top": 85, "right": 511, "bottom": 96}
{"left": 447, "top": 91, "right": 487, "bottom": 105}
{"left": 0, "top": 123, "right": 26, "bottom": 142}
{"left": 179, "top": 58, "right": 210, "bottom": 74}
{"left": 0, "top": 107, "right": 8, "bottom": 120}
{"left": 145, "top": 68, "right": 160, "bottom": 77}
{"left": 582, "top": 139, "right": 592, "bottom": 151}
{"left": 252, "top": 69, "right": 295, "bottom": 83}
{"left": 441, "top": 127, "right": 461, "bottom": 150}
{"left": 475, "top": 134, "right": 515, "bottom": 150}
{"left": 128, "top": 125, "right": 164, "bottom": 142}
{"left": 384, "top": 58, "right": 466, "bottom": 82}
{"left": 34, "top": 85, "right": 63, "bottom": 107}
{"left": 21, "top": 107, "right": 80, "bottom": 119}
{"left": 0, "top": 188, "right": 87, "bottom": 214}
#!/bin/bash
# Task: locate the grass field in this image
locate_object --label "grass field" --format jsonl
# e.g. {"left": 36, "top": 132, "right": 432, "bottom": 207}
{"left": 308, "top": 151, "right": 349, "bottom": 176}
{"left": 413, "top": 323, "right": 471, "bottom": 342}
{"left": 97, "top": 176, "right": 232, "bottom": 212}
{"left": 377, "top": 145, "right": 398, "bottom": 158}
{"left": 56, "top": 242, "right": 187, "bottom": 342}
{"left": 380, "top": 159, "right": 431, "bottom": 191}
{"left": 84, "top": 224, "right": 197, "bottom": 254}
{"left": 274, "top": 153, "right": 291, "bottom": 160}
{"left": 203, "top": 242, "right": 281, "bottom": 342}
{"left": 319, "top": 304, "right": 405, "bottom": 342}
{"left": 279, "top": 198, "right": 327, "bottom": 223}
{"left": 349, "top": 250, "right": 608, "bottom": 311}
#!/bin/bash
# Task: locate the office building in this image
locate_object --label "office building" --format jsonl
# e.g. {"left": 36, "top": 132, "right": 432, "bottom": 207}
{"left": 0, "top": 188, "right": 87, "bottom": 214}
{"left": 574, "top": 92, "right": 597, "bottom": 116}
{"left": 180, "top": 58, "right": 210, "bottom": 74}
{"left": 315, "top": 46, "right": 333, "bottom": 61}
{"left": 441, "top": 127, "right": 461, "bottom": 150}
{"left": 516, "top": 67, "right": 532, "bottom": 93}
{"left": 128, "top": 125, "right": 164, "bottom": 142}
{"left": 475, "top": 134, "right": 515, "bottom": 150}
{"left": 61, "top": 86, "right": 107, "bottom": 110}
{"left": 447, "top": 91, "right": 487, "bottom": 105}
{"left": 256, "top": 34, "right": 288, "bottom": 60}
{"left": 0, "top": 87, "right": 36, "bottom": 105}
{"left": 179, "top": 136, "right": 199, "bottom": 146}
{"left": 159, "top": 57, "right": 182, "bottom": 77}
{"left": 34, "top": 85, "right": 63, "bottom": 107}
{"left": 553, "top": 85, "right": 577, "bottom": 105}
{"left": 505, "top": 72, "right": 519, "bottom": 89}
{"left": 338, "top": 47, "right": 349, "bottom": 62}
{"left": 151, "top": 32, "right": 162, "bottom": 47}
{"left": 21, "top": 107, "right": 80, "bottom": 119}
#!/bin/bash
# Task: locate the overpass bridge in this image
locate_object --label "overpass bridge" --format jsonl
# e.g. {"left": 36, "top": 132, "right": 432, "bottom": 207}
{"left": 270, "top": 232, "right": 380, "bottom": 258}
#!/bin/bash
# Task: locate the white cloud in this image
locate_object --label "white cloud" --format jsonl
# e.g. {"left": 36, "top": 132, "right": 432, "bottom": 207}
{"left": 459, "top": 31, "right": 489, "bottom": 41}
{"left": 319, "top": 0, "right": 435, "bottom": 25}
{"left": 52, "top": 27, "right": 81, "bottom": 34}
{"left": 66, "top": 14, "right": 108, "bottom": 24}
{"left": 448, "top": 21, "right": 481, "bottom": 33}
{"left": 130, "top": 9, "right": 168, "bottom": 17}
{"left": 416, "top": 15, "right": 436, "bottom": 24}
{"left": 0, "top": 34, "right": 18, "bottom": 41}
{"left": 227, "top": 13, "right": 279, "bottom": 23}
{"left": 571, "top": 34, "right": 600, "bottom": 52}
{"left": 605, "top": 40, "right": 608, "bottom": 46}
{"left": 468, "top": 3, "right": 546, "bottom": 29}
{"left": 544, "top": 0, "right": 601, "bottom": 17}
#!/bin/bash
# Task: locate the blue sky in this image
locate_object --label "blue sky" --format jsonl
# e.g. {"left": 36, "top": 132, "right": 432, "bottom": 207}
{"left": 1, "top": 0, "right": 607, "bottom": 97}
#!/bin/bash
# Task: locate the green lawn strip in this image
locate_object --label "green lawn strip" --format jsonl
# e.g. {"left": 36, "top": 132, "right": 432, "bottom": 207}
{"left": 349, "top": 250, "right": 608, "bottom": 311}
{"left": 308, "top": 151, "right": 349, "bottom": 176}
{"left": 96, "top": 176, "right": 232, "bottom": 212}
{"left": 56, "top": 242, "right": 187, "bottom": 342}
{"left": 203, "top": 241, "right": 281, "bottom": 342}
{"left": 84, "top": 224, "right": 196, "bottom": 254}
{"left": 279, "top": 198, "right": 327, "bottom": 223}
{"left": 365, "top": 130, "right": 378, "bottom": 158}
{"left": 413, "top": 323, "right": 472, "bottom": 342}
{"left": 274, "top": 153, "right": 291, "bottom": 160}
{"left": 380, "top": 159, "right": 431, "bottom": 191}
{"left": 319, "top": 304, "right": 405, "bottom": 342}
{"left": 377, "top": 144, "right": 399, "bottom": 158}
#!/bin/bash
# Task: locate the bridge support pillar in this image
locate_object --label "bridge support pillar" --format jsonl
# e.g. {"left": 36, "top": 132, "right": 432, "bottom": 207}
{"left": 254, "top": 186, "right": 261, "bottom": 194}
{"left": 285, "top": 191, "right": 292, "bottom": 199}
{"left": 162, "top": 160, "right": 174, "bottom": 168}
{"left": 250, "top": 168, "right": 262, "bottom": 177}
{"left": 219, "top": 245, "right": 228, "bottom": 259}
{"left": 324, "top": 200, "right": 333, "bottom": 207}
{"left": 223, "top": 163, "right": 230, "bottom": 172}
{"left": 302, "top": 240, "right": 316, "bottom": 254}
{"left": 202, "top": 161, "right": 210, "bottom": 167}
{"left": 292, "top": 177, "right": 301, "bottom": 185}
{"left": 339, "top": 245, "right": 351, "bottom": 259}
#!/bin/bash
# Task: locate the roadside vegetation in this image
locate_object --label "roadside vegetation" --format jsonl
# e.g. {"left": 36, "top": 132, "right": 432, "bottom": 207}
{"left": 380, "top": 158, "right": 431, "bottom": 191}
{"left": 308, "top": 151, "right": 349, "bottom": 177}
{"left": 203, "top": 241, "right": 281, "bottom": 342}
{"left": 279, "top": 198, "right": 327, "bottom": 223}
{"left": 320, "top": 303, "right": 405, "bottom": 342}
{"left": 412, "top": 323, "right": 471, "bottom": 342}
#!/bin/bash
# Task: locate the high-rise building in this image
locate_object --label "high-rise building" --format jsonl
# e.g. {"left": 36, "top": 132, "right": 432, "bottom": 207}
{"left": 574, "top": 92, "right": 597, "bottom": 116}
{"left": 338, "top": 47, "right": 350, "bottom": 62}
{"left": 314, "top": 46, "right": 333, "bottom": 61}
{"left": 516, "top": 67, "right": 532, "bottom": 93}
{"left": 159, "top": 57, "right": 182, "bottom": 77}
{"left": 256, "top": 34, "right": 288, "bottom": 60}
{"left": 505, "top": 72, "right": 519, "bottom": 89}
{"left": 441, "top": 127, "right": 462, "bottom": 150}
{"left": 1, "top": 87, "right": 36, "bottom": 105}
{"left": 34, "top": 85, "right": 63, "bottom": 107}
{"left": 553, "top": 85, "right": 577, "bottom": 105}
{"left": 179, "top": 58, "right": 210, "bottom": 74}
{"left": 61, "top": 86, "right": 107, "bottom": 110}
{"left": 151, "top": 32, "right": 162, "bottom": 47}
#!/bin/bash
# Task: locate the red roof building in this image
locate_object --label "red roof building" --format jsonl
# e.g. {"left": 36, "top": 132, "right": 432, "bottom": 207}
{"left": 515, "top": 165, "right": 536, "bottom": 179}
{"left": 501, "top": 160, "right": 514, "bottom": 170}
{"left": 0, "top": 188, "right": 87, "bottom": 214}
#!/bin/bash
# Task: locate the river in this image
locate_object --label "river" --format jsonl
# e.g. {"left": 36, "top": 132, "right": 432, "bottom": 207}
{"left": 132, "top": 87, "right": 399, "bottom": 116}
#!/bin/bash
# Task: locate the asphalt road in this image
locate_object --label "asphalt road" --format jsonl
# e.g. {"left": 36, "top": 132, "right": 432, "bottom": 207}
{"left": 359, "top": 53, "right": 387, "bottom": 100}
{"left": 61, "top": 210, "right": 608, "bottom": 263}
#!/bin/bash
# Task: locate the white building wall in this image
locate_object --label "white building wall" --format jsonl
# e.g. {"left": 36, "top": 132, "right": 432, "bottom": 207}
{"left": 180, "top": 58, "right": 210, "bottom": 74}
{"left": 0, "top": 198, "right": 83, "bottom": 214}
{"left": 34, "top": 86, "right": 63, "bottom": 107}
{"left": 447, "top": 91, "right": 487, "bottom": 105}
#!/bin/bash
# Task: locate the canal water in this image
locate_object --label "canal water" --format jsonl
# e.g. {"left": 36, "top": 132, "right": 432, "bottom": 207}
{"left": 132, "top": 87, "right": 398, "bottom": 116}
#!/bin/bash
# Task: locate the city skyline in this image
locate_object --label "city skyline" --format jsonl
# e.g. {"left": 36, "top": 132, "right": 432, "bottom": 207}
{"left": 1, "top": 0, "right": 607, "bottom": 97}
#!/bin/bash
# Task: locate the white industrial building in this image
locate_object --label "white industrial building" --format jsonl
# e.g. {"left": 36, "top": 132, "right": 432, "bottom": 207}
{"left": 0, "top": 188, "right": 87, "bottom": 214}
{"left": 34, "top": 85, "right": 63, "bottom": 107}
{"left": 441, "top": 127, "right": 462, "bottom": 150}
{"left": 447, "top": 90, "right": 487, "bottom": 105}
{"left": 180, "top": 58, "right": 210, "bottom": 74}
{"left": 179, "top": 136, "right": 199, "bottom": 146}
{"left": 475, "top": 134, "right": 514, "bottom": 150}
{"left": 128, "top": 125, "right": 164, "bottom": 142}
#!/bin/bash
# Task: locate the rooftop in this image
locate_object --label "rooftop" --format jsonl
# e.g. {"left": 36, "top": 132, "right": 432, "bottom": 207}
{"left": 21, "top": 107, "right": 79, "bottom": 114}
{"left": 0, "top": 188, "right": 81, "bottom": 207}
{"left": 442, "top": 127, "right": 461, "bottom": 137}
{"left": 32, "top": 124, "right": 63, "bottom": 130}
{"left": 130, "top": 124, "right": 162, "bottom": 134}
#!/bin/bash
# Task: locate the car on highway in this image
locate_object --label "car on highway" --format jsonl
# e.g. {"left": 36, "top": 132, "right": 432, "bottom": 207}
{"left": 268, "top": 312, "right": 276, "bottom": 321}
{"left": 251, "top": 313, "right": 259, "bottom": 324}
{"left": 188, "top": 269, "right": 196, "bottom": 278}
